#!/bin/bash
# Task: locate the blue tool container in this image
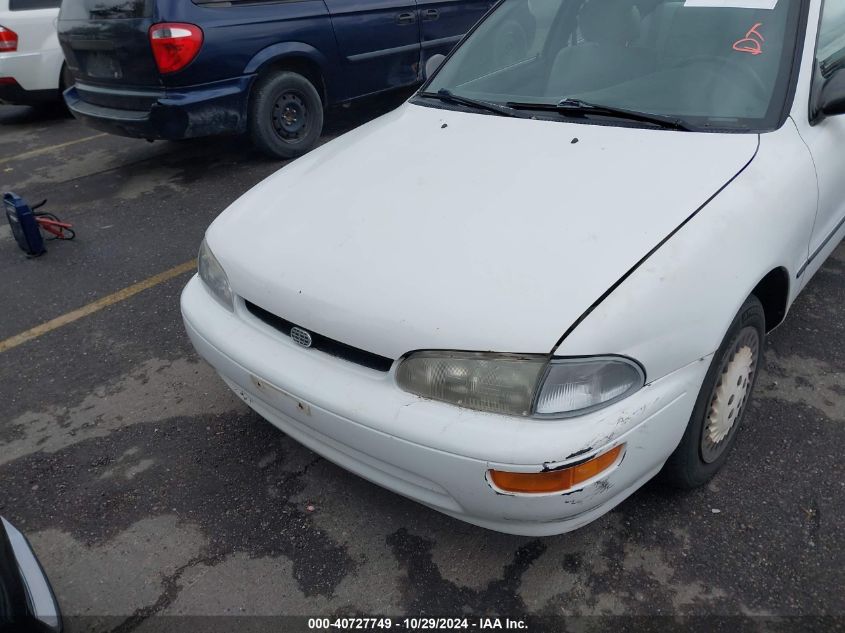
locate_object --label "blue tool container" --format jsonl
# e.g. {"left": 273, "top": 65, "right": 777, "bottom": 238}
{"left": 4, "top": 192, "right": 46, "bottom": 257}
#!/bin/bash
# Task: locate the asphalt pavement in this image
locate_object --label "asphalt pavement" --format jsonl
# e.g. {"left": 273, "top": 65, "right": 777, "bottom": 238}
{"left": 0, "top": 99, "right": 843, "bottom": 633}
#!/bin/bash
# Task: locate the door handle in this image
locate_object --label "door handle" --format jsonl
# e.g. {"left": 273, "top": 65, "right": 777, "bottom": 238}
{"left": 396, "top": 12, "right": 417, "bottom": 25}
{"left": 422, "top": 8, "right": 439, "bottom": 21}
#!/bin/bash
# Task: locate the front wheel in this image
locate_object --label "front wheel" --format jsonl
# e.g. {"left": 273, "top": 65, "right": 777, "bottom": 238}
{"left": 249, "top": 70, "right": 324, "bottom": 160}
{"left": 662, "top": 295, "right": 765, "bottom": 489}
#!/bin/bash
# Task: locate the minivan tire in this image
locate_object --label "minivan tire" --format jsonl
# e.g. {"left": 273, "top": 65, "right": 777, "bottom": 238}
{"left": 59, "top": 63, "right": 74, "bottom": 94}
{"left": 249, "top": 71, "right": 324, "bottom": 160}
{"left": 661, "top": 295, "right": 765, "bottom": 489}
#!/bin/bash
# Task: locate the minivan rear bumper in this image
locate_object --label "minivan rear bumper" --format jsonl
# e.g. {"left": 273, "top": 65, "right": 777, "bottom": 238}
{"left": 63, "top": 75, "right": 254, "bottom": 139}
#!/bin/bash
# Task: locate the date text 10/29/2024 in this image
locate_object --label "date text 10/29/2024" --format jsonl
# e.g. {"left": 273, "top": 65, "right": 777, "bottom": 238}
{"left": 308, "top": 618, "right": 529, "bottom": 630}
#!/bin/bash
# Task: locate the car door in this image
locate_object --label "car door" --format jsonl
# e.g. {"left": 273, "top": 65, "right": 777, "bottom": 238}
{"left": 417, "top": 0, "right": 492, "bottom": 65}
{"left": 795, "top": 0, "right": 845, "bottom": 282}
{"left": 323, "top": 0, "right": 421, "bottom": 99}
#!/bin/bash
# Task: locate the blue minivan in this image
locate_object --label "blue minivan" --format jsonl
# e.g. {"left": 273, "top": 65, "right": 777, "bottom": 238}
{"left": 56, "top": 0, "right": 493, "bottom": 158}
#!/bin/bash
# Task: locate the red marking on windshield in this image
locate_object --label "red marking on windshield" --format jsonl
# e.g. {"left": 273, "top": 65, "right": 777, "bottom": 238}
{"left": 733, "top": 22, "right": 765, "bottom": 56}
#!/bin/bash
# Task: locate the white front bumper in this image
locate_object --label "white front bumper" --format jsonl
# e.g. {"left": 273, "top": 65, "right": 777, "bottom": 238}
{"left": 181, "top": 275, "right": 710, "bottom": 536}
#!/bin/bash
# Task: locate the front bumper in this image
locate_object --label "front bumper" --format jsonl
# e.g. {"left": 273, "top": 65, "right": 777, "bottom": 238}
{"left": 63, "top": 75, "right": 253, "bottom": 140}
{"left": 181, "top": 275, "right": 710, "bottom": 536}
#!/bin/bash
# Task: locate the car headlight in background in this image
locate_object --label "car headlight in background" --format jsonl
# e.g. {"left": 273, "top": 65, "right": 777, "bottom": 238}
{"left": 198, "top": 238, "right": 233, "bottom": 311}
{"left": 396, "top": 352, "right": 644, "bottom": 418}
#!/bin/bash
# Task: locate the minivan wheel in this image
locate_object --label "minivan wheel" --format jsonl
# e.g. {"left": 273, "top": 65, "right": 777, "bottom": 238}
{"left": 59, "top": 64, "right": 74, "bottom": 94}
{"left": 249, "top": 71, "right": 324, "bottom": 160}
{"left": 662, "top": 295, "right": 765, "bottom": 489}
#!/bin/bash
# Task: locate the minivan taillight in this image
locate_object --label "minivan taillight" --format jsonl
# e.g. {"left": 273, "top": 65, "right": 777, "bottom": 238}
{"left": 0, "top": 26, "right": 18, "bottom": 52}
{"left": 149, "top": 23, "right": 202, "bottom": 74}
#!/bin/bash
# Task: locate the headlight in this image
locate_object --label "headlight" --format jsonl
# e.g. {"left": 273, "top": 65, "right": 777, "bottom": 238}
{"left": 396, "top": 352, "right": 546, "bottom": 417}
{"left": 396, "top": 352, "right": 644, "bottom": 418}
{"left": 534, "top": 357, "right": 645, "bottom": 417}
{"left": 197, "top": 238, "right": 233, "bottom": 311}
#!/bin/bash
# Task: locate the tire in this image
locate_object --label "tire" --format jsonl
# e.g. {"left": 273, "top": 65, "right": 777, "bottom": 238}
{"left": 59, "top": 65, "right": 76, "bottom": 113}
{"left": 662, "top": 295, "right": 766, "bottom": 489}
{"left": 59, "top": 63, "right": 74, "bottom": 94}
{"left": 248, "top": 70, "right": 324, "bottom": 160}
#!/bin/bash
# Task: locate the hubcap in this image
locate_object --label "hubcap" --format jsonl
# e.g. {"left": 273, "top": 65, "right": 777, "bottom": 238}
{"left": 701, "top": 326, "right": 760, "bottom": 464}
{"left": 272, "top": 91, "right": 308, "bottom": 142}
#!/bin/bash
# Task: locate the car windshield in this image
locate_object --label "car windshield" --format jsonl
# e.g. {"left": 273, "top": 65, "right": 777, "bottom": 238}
{"left": 424, "top": 0, "right": 804, "bottom": 131}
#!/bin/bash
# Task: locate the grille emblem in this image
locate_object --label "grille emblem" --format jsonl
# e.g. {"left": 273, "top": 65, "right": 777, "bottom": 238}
{"left": 290, "top": 326, "right": 313, "bottom": 348}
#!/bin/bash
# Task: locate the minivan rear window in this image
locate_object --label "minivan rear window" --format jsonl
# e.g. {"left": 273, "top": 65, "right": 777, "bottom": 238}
{"left": 58, "top": 0, "right": 152, "bottom": 20}
{"left": 10, "top": 0, "right": 61, "bottom": 10}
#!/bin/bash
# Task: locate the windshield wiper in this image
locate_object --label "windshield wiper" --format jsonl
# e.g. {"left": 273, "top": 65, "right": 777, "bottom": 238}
{"left": 419, "top": 89, "right": 529, "bottom": 118}
{"left": 505, "top": 97, "right": 693, "bottom": 131}
{"left": 820, "top": 57, "right": 845, "bottom": 76}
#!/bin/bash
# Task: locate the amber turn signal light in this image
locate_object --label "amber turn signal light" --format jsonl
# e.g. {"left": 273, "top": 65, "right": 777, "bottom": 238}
{"left": 489, "top": 445, "right": 624, "bottom": 494}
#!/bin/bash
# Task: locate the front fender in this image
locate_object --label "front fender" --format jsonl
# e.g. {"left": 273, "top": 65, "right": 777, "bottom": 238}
{"left": 554, "top": 120, "right": 817, "bottom": 383}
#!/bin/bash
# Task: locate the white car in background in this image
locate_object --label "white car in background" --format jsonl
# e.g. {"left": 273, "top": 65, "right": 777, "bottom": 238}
{"left": 182, "top": 0, "right": 845, "bottom": 535}
{"left": 0, "top": 0, "right": 67, "bottom": 106}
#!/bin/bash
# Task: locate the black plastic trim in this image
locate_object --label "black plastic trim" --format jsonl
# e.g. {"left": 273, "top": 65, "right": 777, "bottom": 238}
{"left": 797, "top": 213, "right": 845, "bottom": 278}
{"left": 775, "top": 0, "right": 812, "bottom": 129}
{"left": 244, "top": 301, "right": 394, "bottom": 372}
{"left": 0, "top": 85, "right": 59, "bottom": 106}
{"left": 348, "top": 42, "right": 421, "bottom": 63}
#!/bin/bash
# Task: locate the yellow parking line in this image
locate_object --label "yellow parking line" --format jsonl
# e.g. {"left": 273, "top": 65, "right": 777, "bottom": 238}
{"left": 0, "top": 260, "right": 196, "bottom": 354}
{"left": 0, "top": 133, "right": 108, "bottom": 165}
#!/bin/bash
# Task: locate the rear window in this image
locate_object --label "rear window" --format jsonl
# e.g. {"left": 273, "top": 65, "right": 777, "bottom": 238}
{"left": 59, "top": 0, "right": 152, "bottom": 20}
{"left": 10, "top": 0, "right": 61, "bottom": 10}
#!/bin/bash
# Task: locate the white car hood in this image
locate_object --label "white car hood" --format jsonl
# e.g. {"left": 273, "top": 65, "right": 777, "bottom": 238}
{"left": 208, "top": 103, "right": 758, "bottom": 360}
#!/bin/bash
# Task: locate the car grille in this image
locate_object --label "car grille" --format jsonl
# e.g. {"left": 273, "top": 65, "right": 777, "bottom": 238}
{"left": 244, "top": 301, "right": 394, "bottom": 373}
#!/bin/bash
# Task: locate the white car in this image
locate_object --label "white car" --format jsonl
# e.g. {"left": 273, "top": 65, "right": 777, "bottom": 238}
{"left": 182, "top": 0, "right": 845, "bottom": 536}
{"left": 0, "top": 0, "right": 67, "bottom": 106}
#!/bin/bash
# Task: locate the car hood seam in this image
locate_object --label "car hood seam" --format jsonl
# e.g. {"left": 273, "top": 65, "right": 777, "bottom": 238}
{"left": 550, "top": 133, "right": 762, "bottom": 356}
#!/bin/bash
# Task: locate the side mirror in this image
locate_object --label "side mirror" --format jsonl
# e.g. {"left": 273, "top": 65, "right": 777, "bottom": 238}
{"left": 0, "top": 517, "right": 63, "bottom": 633}
{"left": 812, "top": 65, "right": 845, "bottom": 123}
{"left": 424, "top": 54, "right": 446, "bottom": 80}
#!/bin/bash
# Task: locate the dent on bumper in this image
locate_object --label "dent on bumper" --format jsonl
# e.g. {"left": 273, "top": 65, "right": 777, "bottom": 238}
{"left": 181, "top": 275, "right": 710, "bottom": 536}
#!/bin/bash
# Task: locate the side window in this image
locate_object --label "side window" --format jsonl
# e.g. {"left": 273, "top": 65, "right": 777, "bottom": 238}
{"left": 9, "top": 0, "right": 61, "bottom": 9}
{"left": 817, "top": 0, "right": 845, "bottom": 69}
